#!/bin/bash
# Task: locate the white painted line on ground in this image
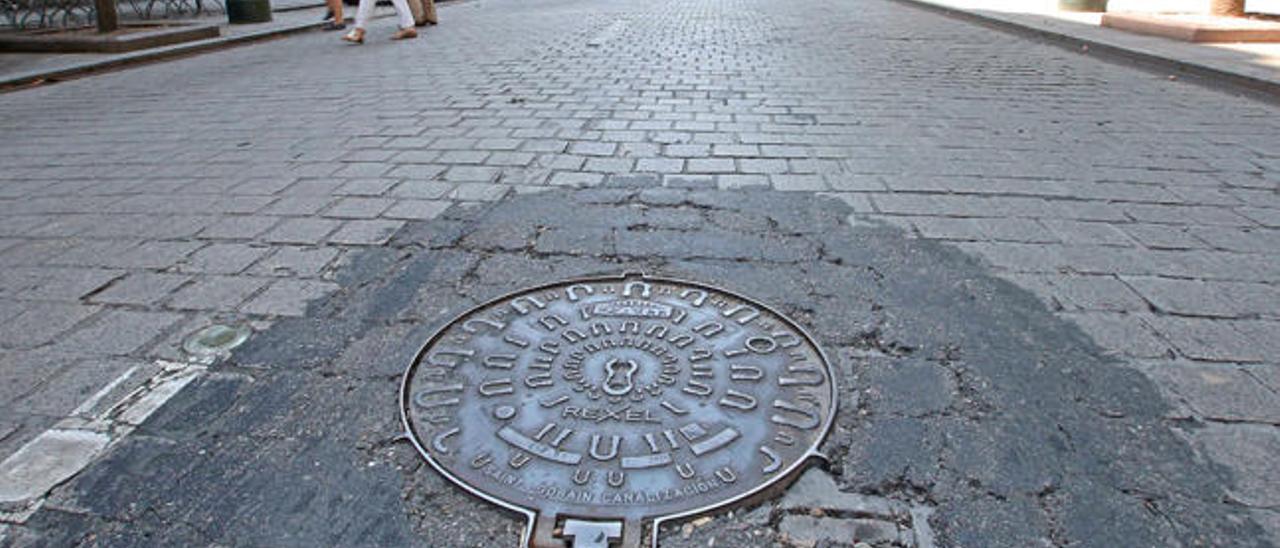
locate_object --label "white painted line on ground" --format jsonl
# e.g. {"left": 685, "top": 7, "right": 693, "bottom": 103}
{"left": 70, "top": 364, "right": 142, "bottom": 417}
{"left": 0, "top": 359, "right": 206, "bottom": 524}
{"left": 0, "top": 430, "right": 111, "bottom": 505}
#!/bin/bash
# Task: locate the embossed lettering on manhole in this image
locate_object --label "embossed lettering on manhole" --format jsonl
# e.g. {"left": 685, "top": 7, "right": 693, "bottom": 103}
{"left": 401, "top": 274, "right": 836, "bottom": 547}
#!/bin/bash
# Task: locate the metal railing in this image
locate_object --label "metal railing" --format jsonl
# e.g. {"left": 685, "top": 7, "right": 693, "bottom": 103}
{"left": 1, "top": 0, "right": 223, "bottom": 29}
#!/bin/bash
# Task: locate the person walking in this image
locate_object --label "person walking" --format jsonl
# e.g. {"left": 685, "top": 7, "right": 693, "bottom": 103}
{"left": 342, "top": 0, "right": 417, "bottom": 43}
{"left": 321, "top": 0, "right": 346, "bottom": 31}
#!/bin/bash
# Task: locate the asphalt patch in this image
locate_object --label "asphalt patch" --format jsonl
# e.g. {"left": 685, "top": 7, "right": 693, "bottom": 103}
{"left": 14, "top": 181, "right": 1266, "bottom": 547}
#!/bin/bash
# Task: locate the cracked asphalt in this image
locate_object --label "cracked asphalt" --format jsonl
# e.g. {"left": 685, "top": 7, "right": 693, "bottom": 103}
{"left": 10, "top": 186, "right": 1267, "bottom": 546}
{"left": 0, "top": 0, "right": 1278, "bottom": 545}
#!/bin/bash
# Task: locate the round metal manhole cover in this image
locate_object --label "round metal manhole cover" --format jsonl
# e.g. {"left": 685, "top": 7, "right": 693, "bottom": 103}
{"left": 401, "top": 274, "right": 837, "bottom": 547}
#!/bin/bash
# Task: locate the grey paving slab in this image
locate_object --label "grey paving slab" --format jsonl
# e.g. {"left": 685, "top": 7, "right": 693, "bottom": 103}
{"left": 1192, "top": 424, "right": 1280, "bottom": 508}
{"left": 87, "top": 273, "right": 192, "bottom": 307}
{"left": 166, "top": 276, "right": 269, "bottom": 312}
{"left": 178, "top": 243, "right": 272, "bottom": 275}
{"left": 327, "top": 220, "right": 405, "bottom": 246}
{"left": 262, "top": 218, "right": 343, "bottom": 245}
{"left": 51, "top": 309, "right": 184, "bottom": 357}
{"left": 241, "top": 279, "right": 340, "bottom": 317}
{"left": 1141, "top": 362, "right": 1280, "bottom": 424}
{"left": 249, "top": 246, "right": 341, "bottom": 278}
{"left": 16, "top": 357, "right": 142, "bottom": 417}
{"left": 0, "top": 303, "right": 99, "bottom": 350}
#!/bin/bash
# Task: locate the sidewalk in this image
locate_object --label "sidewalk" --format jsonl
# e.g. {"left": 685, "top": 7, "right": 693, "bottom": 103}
{"left": 896, "top": 0, "right": 1280, "bottom": 95}
{"left": 0, "top": 3, "right": 331, "bottom": 88}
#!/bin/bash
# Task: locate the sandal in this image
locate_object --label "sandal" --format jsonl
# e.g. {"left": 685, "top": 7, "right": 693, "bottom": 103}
{"left": 390, "top": 27, "right": 417, "bottom": 40}
{"left": 322, "top": 21, "right": 346, "bottom": 31}
{"left": 342, "top": 28, "right": 365, "bottom": 43}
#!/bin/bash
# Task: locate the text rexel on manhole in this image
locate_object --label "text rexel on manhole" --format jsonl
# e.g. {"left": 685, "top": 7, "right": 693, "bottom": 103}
{"left": 401, "top": 274, "right": 837, "bottom": 548}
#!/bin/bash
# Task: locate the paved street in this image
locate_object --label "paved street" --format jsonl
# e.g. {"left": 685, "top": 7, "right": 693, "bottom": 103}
{"left": 1, "top": 0, "right": 1278, "bottom": 544}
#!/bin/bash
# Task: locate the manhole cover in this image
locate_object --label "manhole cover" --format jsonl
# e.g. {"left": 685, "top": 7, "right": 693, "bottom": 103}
{"left": 401, "top": 274, "right": 837, "bottom": 547}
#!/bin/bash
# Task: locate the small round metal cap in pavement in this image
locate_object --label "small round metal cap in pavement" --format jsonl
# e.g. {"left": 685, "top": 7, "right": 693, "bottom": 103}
{"left": 401, "top": 274, "right": 837, "bottom": 547}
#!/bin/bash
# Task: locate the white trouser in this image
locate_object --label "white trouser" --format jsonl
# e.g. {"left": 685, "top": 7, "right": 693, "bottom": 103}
{"left": 355, "top": 0, "right": 414, "bottom": 30}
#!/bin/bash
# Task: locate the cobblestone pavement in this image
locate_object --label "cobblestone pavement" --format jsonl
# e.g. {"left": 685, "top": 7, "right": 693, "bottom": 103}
{"left": 0, "top": 0, "right": 1278, "bottom": 543}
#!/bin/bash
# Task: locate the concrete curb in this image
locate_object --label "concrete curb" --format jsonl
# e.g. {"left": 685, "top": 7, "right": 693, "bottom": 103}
{"left": 0, "top": 18, "right": 326, "bottom": 90}
{"left": 891, "top": 0, "right": 1280, "bottom": 101}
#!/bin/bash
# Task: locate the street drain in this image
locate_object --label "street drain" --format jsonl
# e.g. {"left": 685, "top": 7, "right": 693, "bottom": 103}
{"left": 401, "top": 274, "right": 837, "bottom": 547}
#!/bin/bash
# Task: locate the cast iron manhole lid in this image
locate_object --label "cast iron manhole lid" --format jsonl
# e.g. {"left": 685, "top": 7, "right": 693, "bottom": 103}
{"left": 401, "top": 274, "right": 837, "bottom": 547}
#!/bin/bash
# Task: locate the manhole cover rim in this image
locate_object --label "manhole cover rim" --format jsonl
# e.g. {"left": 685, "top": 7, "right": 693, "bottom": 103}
{"left": 399, "top": 272, "right": 838, "bottom": 540}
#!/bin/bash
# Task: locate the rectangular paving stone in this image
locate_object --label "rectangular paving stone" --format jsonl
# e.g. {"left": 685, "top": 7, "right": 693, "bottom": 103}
{"left": 976, "top": 218, "right": 1059, "bottom": 243}
{"left": 1125, "top": 204, "right": 1253, "bottom": 227}
{"left": 442, "top": 166, "right": 501, "bottom": 183}
{"left": 1121, "top": 276, "right": 1242, "bottom": 318}
{"left": 335, "top": 178, "right": 399, "bottom": 196}
{"left": 1227, "top": 320, "right": 1280, "bottom": 358}
{"left": 89, "top": 273, "right": 191, "bottom": 306}
{"left": 0, "top": 240, "right": 78, "bottom": 266}
{"left": 261, "top": 196, "right": 335, "bottom": 216}
{"left": 911, "top": 217, "right": 986, "bottom": 241}
{"left": 686, "top": 158, "right": 736, "bottom": 174}
{"left": 199, "top": 216, "right": 280, "bottom": 240}
{"left": 1044, "top": 274, "right": 1148, "bottom": 312}
{"left": 53, "top": 309, "right": 184, "bottom": 356}
{"left": 0, "top": 303, "right": 98, "bottom": 349}
{"left": 250, "top": 246, "right": 340, "bottom": 278}
{"left": 451, "top": 184, "right": 509, "bottom": 202}
{"left": 436, "top": 150, "right": 491, "bottom": 164}
{"left": 47, "top": 240, "right": 143, "bottom": 268}
{"left": 15, "top": 356, "right": 140, "bottom": 417}
{"left": 1060, "top": 311, "right": 1173, "bottom": 359}
{"left": 771, "top": 174, "right": 828, "bottom": 192}
{"left": 332, "top": 163, "right": 392, "bottom": 178}
{"left": 716, "top": 175, "right": 771, "bottom": 189}
{"left": 389, "top": 181, "right": 453, "bottom": 200}
{"left": 382, "top": 200, "right": 451, "bottom": 221}
{"left": 635, "top": 158, "right": 684, "bottom": 173}
{"left": 567, "top": 142, "right": 617, "bottom": 157}
{"left": 322, "top": 198, "right": 396, "bottom": 219}
{"left": 663, "top": 175, "right": 715, "bottom": 189}
{"left": 263, "top": 218, "right": 342, "bottom": 245}
{"left": 179, "top": 243, "right": 271, "bottom": 275}
{"left": 1123, "top": 224, "right": 1206, "bottom": 250}
{"left": 242, "top": 279, "right": 341, "bottom": 317}
{"left": 485, "top": 152, "right": 536, "bottom": 167}
{"left": 386, "top": 164, "right": 448, "bottom": 180}
{"left": 1189, "top": 226, "right": 1279, "bottom": 253}
{"left": 1142, "top": 363, "right": 1280, "bottom": 423}
{"left": 536, "top": 154, "right": 587, "bottom": 171}
{"left": 115, "top": 241, "right": 205, "bottom": 270}
{"left": 0, "top": 267, "right": 121, "bottom": 302}
{"left": 1145, "top": 316, "right": 1263, "bottom": 363}
{"left": 520, "top": 140, "right": 569, "bottom": 153}
{"left": 1041, "top": 219, "right": 1134, "bottom": 247}
{"left": 166, "top": 276, "right": 268, "bottom": 311}
{"left": 282, "top": 178, "right": 346, "bottom": 196}
{"left": 327, "top": 220, "right": 405, "bottom": 246}
{"left": 737, "top": 158, "right": 788, "bottom": 174}
{"left": 389, "top": 150, "right": 442, "bottom": 164}
{"left": 549, "top": 172, "right": 605, "bottom": 187}
{"left": 1236, "top": 207, "right": 1280, "bottom": 228}
{"left": 1193, "top": 423, "right": 1280, "bottom": 509}
{"left": 583, "top": 158, "right": 634, "bottom": 173}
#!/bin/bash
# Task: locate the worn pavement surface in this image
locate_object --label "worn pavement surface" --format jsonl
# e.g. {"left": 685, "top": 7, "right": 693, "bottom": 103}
{"left": 0, "top": 0, "right": 1278, "bottom": 545}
